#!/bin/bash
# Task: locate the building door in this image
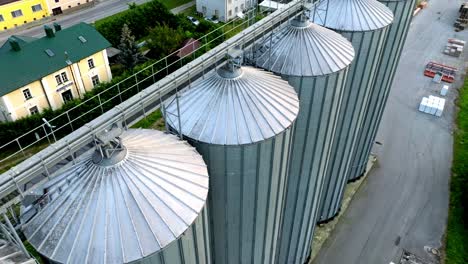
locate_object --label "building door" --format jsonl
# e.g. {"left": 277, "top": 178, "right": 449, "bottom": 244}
{"left": 61, "top": 90, "right": 73, "bottom": 103}
{"left": 52, "top": 7, "right": 62, "bottom": 15}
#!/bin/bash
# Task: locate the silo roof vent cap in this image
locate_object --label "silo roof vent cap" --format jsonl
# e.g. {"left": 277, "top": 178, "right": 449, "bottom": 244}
{"left": 217, "top": 47, "right": 244, "bottom": 78}
{"left": 290, "top": 13, "right": 310, "bottom": 28}
{"left": 92, "top": 122, "right": 127, "bottom": 166}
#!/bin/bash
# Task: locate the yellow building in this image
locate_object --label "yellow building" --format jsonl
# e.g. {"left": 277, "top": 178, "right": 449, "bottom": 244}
{"left": 0, "top": 22, "right": 112, "bottom": 121}
{"left": 0, "top": 0, "right": 49, "bottom": 31}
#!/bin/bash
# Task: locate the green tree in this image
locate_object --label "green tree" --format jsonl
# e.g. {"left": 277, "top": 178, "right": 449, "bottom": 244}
{"left": 147, "top": 24, "right": 186, "bottom": 59}
{"left": 117, "top": 24, "right": 145, "bottom": 70}
{"left": 95, "top": 0, "right": 177, "bottom": 46}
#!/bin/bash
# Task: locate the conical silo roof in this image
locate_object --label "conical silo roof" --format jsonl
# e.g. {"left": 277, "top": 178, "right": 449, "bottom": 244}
{"left": 310, "top": 0, "right": 394, "bottom": 32}
{"left": 256, "top": 16, "right": 355, "bottom": 76}
{"left": 165, "top": 66, "right": 299, "bottom": 145}
{"left": 22, "top": 129, "right": 209, "bottom": 264}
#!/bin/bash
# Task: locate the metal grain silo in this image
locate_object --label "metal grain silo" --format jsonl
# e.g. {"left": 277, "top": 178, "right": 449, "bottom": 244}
{"left": 165, "top": 63, "right": 299, "bottom": 264}
{"left": 21, "top": 128, "right": 211, "bottom": 264}
{"left": 310, "top": 0, "right": 393, "bottom": 219}
{"left": 348, "top": 0, "right": 417, "bottom": 180}
{"left": 255, "top": 15, "right": 354, "bottom": 264}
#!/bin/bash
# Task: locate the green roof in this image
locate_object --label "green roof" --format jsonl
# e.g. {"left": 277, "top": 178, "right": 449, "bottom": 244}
{"left": 0, "top": 35, "right": 38, "bottom": 54}
{"left": 0, "top": 23, "right": 111, "bottom": 96}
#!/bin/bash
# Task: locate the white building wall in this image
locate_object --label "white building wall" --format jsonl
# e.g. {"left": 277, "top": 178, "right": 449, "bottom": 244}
{"left": 0, "top": 97, "right": 12, "bottom": 122}
{"left": 197, "top": 0, "right": 257, "bottom": 22}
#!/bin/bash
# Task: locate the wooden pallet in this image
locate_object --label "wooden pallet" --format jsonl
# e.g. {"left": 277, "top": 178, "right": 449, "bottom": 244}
{"left": 424, "top": 61, "right": 457, "bottom": 83}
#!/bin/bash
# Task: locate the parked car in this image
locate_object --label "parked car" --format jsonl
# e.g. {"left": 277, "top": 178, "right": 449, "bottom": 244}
{"left": 205, "top": 17, "right": 219, "bottom": 24}
{"left": 187, "top": 16, "right": 200, "bottom": 26}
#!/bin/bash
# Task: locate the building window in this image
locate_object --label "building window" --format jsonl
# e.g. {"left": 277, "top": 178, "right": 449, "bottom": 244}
{"left": 228, "top": 10, "right": 232, "bottom": 16}
{"left": 11, "top": 10, "right": 23, "bottom": 18}
{"left": 61, "top": 72, "right": 69, "bottom": 82}
{"left": 55, "top": 0, "right": 59, "bottom": 2}
{"left": 228, "top": 0, "right": 231, "bottom": 3}
{"left": 22, "top": 89, "right": 32, "bottom": 100}
{"left": 29, "top": 106, "right": 39, "bottom": 115}
{"left": 31, "top": 4, "right": 42, "bottom": 12}
{"left": 91, "top": 75, "right": 100, "bottom": 86}
{"left": 55, "top": 72, "right": 69, "bottom": 85}
{"left": 241, "top": 3, "right": 244, "bottom": 10}
{"left": 235, "top": 7, "right": 238, "bottom": 13}
{"left": 55, "top": 74, "right": 63, "bottom": 85}
{"left": 87, "top": 58, "right": 95, "bottom": 69}
{"left": 0, "top": 15, "right": 4, "bottom": 22}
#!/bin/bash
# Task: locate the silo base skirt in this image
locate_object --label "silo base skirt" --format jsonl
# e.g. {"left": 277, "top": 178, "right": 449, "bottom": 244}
{"left": 348, "top": 170, "right": 366, "bottom": 183}
{"left": 317, "top": 208, "right": 341, "bottom": 224}
{"left": 304, "top": 251, "right": 312, "bottom": 264}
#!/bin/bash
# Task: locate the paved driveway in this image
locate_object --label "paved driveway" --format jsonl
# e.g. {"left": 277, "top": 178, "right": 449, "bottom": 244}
{"left": 313, "top": 0, "right": 468, "bottom": 263}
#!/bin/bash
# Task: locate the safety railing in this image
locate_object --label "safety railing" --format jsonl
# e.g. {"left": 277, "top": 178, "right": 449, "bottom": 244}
{"left": 0, "top": 8, "right": 261, "bottom": 167}
{"left": 0, "top": 0, "right": 306, "bottom": 210}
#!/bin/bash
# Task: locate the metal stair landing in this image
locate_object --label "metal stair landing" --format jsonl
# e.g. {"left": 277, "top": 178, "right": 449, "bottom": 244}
{"left": 0, "top": 239, "right": 35, "bottom": 264}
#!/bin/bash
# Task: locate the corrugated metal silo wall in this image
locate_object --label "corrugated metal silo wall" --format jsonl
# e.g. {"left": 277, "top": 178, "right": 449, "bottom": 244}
{"left": 107, "top": 208, "right": 211, "bottom": 264}
{"left": 275, "top": 71, "right": 348, "bottom": 264}
{"left": 190, "top": 130, "right": 291, "bottom": 264}
{"left": 46, "top": 208, "right": 212, "bottom": 264}
{"left": 317, "top": 28, "right": 389, "bottom": 222}
{"left": 348, "top": 0, "right": 417, "bottom": 181}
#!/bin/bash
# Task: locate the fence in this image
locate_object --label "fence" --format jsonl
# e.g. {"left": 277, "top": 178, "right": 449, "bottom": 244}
{"left": 0, "top": 8, "right": 265, "bottom": 168}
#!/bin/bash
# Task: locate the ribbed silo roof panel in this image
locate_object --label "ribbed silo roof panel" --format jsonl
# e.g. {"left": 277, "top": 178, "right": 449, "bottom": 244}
{"left": 165, "top": 66, "right": 299, "bottom": 145}
{"left": 256, "top": 20, "right": 355, "bottom": 76}
{"left": 22, "top": 129, "right": 209, "bottom": 264}
{"left": 311, "top": 0, "right": 394, "bottom": 31}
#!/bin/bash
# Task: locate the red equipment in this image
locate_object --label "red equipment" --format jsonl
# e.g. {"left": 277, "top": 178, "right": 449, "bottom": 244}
{"left": 424, "top": 61, "right": 457, "bottom": 83}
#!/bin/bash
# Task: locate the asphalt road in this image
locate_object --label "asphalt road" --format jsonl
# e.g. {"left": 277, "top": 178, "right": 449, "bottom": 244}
{"left": 0, "top": 0, "right": 195, "bottom": 44}
{"left": 313, "top": 0, "right": 468, "bottom": 263}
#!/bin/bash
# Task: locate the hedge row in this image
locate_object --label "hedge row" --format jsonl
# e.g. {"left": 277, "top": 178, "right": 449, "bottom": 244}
{"left": 446, "top": 76, "right": 468, "bottom": 264}
{"left": 0, "top": 47, "right": 215, "bottom": 153}
{"left": 0, "top": 0, "right": 226, "bottom": 154}
{"left": 95, "top": 0, "right": 178, "bottom": 46}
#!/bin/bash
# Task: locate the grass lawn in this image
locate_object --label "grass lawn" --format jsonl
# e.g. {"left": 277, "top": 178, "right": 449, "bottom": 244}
{"left": 445, "top": 76, "right": 468, "bottom": 264}
{"left": 181, "top": 6, "right": 197, "bottom": 16}
{"left": 24, "top": 240, "right": 44, "bottom": 264}
{"left": 0, "top": 143, "right": 49, "bottom": 174}
{"left": 223, "top": 20, "right": 246, "bottom": 39}
{"left": 131, "top": 109, "right": 165, "bottom": 130}
{"left": 95, "top": 0, "right": 192, "bottom": 26}
{"left": 158, "top": 0, "right": 192, "bottom": 10}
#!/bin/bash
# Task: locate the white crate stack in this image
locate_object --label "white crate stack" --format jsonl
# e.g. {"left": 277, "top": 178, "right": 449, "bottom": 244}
{"left": 444, "top": 38, "right": 465, "bottom": 57}
{"left": 441, "top": 84, "right": 449, "bottom": 96}
{"left": 419, "top": 95, "right": 445, "bottom": 117}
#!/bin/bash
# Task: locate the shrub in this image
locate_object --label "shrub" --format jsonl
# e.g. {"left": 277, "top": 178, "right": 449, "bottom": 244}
{"left": 95, "top": 0, "right": 177, "bottom": 46}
